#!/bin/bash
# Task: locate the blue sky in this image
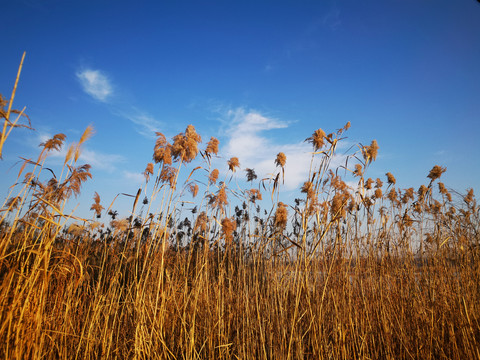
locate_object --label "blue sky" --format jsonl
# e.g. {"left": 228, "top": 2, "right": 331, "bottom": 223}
{"left": 1, "top": 0, "right": 480, "bottom": 220}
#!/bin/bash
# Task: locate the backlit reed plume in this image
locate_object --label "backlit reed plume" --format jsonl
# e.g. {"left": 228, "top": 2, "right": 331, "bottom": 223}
{"left": 386, "top": 172, "right": 396, "bottom": 186}
{"left": 153, "top": 132, "right": 173, "bottom": 165}
{"left": 188, "top": 182, "right": 199, "bottom": 198}
{"left": 221, "top": 217, "right": 236, "bottom": 243}
{"left": 171, "top": 124, "right": 202, "bottom": 163}
{"left": 90, "top": 191, "right": 104, "bottom": 218}
{"left": 427, "top": 165, "right": 446, "bottom": 182}
{"left": 205, "top": 137, "right": 219, "bottom": 156}
{"left": 246, "top": 188, "right": 262, "bottom": 203}
{"left": 274, "top": 202, "right": 288, "bottom": 230}
{"left": 209, "top": 168, "right": 219, "bottom": 184}
{"left": 228, "top": 157, "right": 240, "bottom": 172}
{"left": 143, "top": 162, "right": 154, "bottom": 182}
{"left": 307, "top": 128, "right": 326, "bottom": 151}
{"left": 275, "top": 152, "right": 286, "bottom": 168}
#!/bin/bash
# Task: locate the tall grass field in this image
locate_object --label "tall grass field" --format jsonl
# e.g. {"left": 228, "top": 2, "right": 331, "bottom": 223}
{"left": 1, "top": 57, "right": 479, "bottom": 359}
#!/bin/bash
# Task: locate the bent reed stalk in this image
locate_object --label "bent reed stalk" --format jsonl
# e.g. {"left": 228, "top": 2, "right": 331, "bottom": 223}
{"left": 0, "top": 62, "right": 479, "bottom": 360}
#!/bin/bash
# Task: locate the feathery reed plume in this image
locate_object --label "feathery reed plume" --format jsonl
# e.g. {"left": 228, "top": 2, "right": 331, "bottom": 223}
{"left": 386, "top": 172, "right": 396, "bottom": 186}
{"left": 90, "top": 191, "right": 104, "bottom": 218}
{"left": 301, "top": 181, "right": 315, "bottom": 200}
{"left": 464, "top": 188, "right": 474, "bottom": 204}
{"left": 65, "top": 164, "right": 92, "bottom": 198}
{"left": 307, "top": 128, "right": 326, "bottom": 151}
{"left": 401, "top": 187, "right": 415, "bottom": 204}
{"left": 418, "top": 184, "right": 429, "bottom": 202}
{"left": 194, "top": 211, "right": 208, "bottom": 233}
{"left": 247, "top": 188, "right": 262, "bottom": 203}
{"left": 74, "top": 125, "right": 94, "bottom": 162}
{"left": 160, "top": 165, "right": 177, "bottom": 188}
{"left": 153, "top": 132, "right": 173, "bottom": 165}
{"left": 387, "top": 188, "right": 398, "bottom": 203}
{"left": 212, "top": 185, "right": 228, "bottom": 210}
{"left": 209, "top": 168, "right": 219, "bottom": 184}
{"left": 274, "top": 202, "right": 288, "bottom": 230}
{"left": 171, "top": 124, "right": 202, "bottom": 163}
{"left": 205, "top": 136, "right": 219, "bottom": 156}
{"left": 110, "top": 218, "right": 129, "bottom": 232}
{"left": 353, "top": 164, "right": 363, "bottom": 177}
{"left": 427, "top": 165, "right": 446, "bottom": 182}
{"left": 374, "top": 188, "right": 383, "bottom": 199}
{"left": 40, "top": 133, "right": 66, "bottom": 152}
{"left": 143, "top": 162, "right": 154, "bottom": 182}
{"left": 367, "top": 139, "right": 379, "bottom": 162}
{"left": 228, "top": 157, "right": 240, "bottom": 172}
{"left": 188, "top": 182, "right": 199, "bottom": 198}
{"left": 275, "top": 152, "right": 286, "bottom": 168}
{"left": 331, "top": 192, "right": 349, "bottom": 219}
{"left": 221, "top": 217, "right": 236, "bottom": 243}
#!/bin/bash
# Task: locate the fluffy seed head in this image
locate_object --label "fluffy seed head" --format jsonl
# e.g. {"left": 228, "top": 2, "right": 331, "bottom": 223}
{"left": 274, "top": 202, "right": 288, "bottom": 230}
{"left": 308, "top": 128, "right": 326, "bottom": 151}
{"left": 367, "top": 140, "right": 379, "bottom": 162}
{"left": 144, "top": 163, "right": 154, "bottom": 182}
{"left": 209, "top": 168, "right": 219, "bottom": 185}
{"left": 228, "top": 157, "right": 240, "bottom": 172}
{"left": 205, "top": 137, "right": 219, "bottom": 156}
{"left": 172, "top": 125, "right": 202, "bottom": 163}
{"left": 221, "top": 217, "right": 236, "bottom": 243}
{"left": 275, "top": 152, "right": 286, "bottom": 167}
{"left": 427, "top": 165, "right": 446, "bottom": 182}
{"left": 386, "top": 172, "right": 396, "bottom": 186}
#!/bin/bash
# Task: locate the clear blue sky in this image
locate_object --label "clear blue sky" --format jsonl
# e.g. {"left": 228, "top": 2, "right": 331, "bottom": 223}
{"left": 1, "top": 0, "right": 479, "bottom": 220}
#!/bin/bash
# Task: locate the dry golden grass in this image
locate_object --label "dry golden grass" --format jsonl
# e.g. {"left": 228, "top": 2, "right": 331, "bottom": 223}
{"left": 1, "top": 62, "right": 479, "bottom": 360}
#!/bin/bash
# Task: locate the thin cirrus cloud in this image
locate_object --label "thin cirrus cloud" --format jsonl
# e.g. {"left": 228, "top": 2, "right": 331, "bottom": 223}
{"left": 76, "top": 67, "right": 162, "bottom": 138}
{"left": 76, "top": 69, "right": 113, "bottom": 102}
{"left": 114, "top": 110, "right": 162, "bottom": 139}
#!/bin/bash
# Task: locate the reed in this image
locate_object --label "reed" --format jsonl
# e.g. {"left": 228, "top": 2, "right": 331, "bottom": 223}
{"left": 0, "top": 62, "right": 479, "bottom": 360}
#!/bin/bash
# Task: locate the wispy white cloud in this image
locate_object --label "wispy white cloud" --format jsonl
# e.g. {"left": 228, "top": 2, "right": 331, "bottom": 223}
{"left": 80, "top": 149, "right": 125, "bottom": 172}
{"left": 76, "top": 69, "right": 113, "bottom": 102}
{"left": 321, "top": 7, "right": 341, "bottom": 31}
{"left": 122, "top": 170, "right": 145, "bottom": 185}
{"left": 75, "top": 67, "right": 163, "bottom": 138}
{"left": 222, "top": 108, "right": 311, "bottom": 190}
{"left": 115, "top": 110, "right": 162, "bottom": 139}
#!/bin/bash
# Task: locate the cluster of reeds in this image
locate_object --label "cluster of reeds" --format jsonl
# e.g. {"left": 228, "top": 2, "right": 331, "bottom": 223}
{"left": 1, "top": 63, "right": 479, "bottom": 359}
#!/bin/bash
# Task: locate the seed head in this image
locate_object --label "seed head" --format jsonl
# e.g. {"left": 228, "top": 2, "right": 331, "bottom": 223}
{"left": 427, "top": 165, "right": 446, "bottom": 182}
{"left": 367, "top": 140, "right": 379, "bottom": 162}
{"left": 308, "top": 128, "right": 326, "bottom": 151}
{"left": 386, "top": 172, "right": 396, "bottom": 186}
{"left": 221, "top": 217, "right": 236, "bottom": 243}
{"left": 274, "top": 202, "right": 288, "bottom": 230}
{"left": 275, "top": 152, "right": 287, "bottom": 167}
{"left": 205, "top": 137, "right": 219, "bottom": 156}
{"left": 209, "top": 168, "right": 219, "bottom": 184}
{"left": 144, "top": 163, "right": 154, "bottom": 182}
{"left": 228, "top": 157, "right": 240, "bottom": 172}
